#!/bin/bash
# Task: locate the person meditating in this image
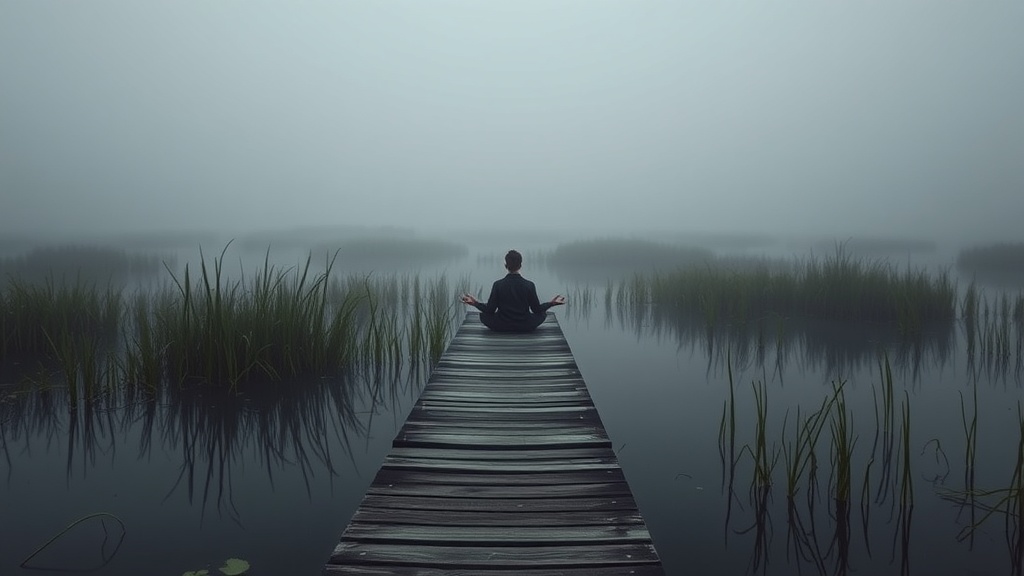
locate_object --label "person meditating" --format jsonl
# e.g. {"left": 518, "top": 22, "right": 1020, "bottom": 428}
{"left": 461, "top": 249, "right": 566, "bottom": 333}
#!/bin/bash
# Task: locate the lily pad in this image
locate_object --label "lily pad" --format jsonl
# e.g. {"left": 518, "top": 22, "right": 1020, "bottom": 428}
{"left": 182, "top": 571, "right": 209, "bottom": 576}
{"left": 218, "top": 558, "right": 250, "bottom": 576}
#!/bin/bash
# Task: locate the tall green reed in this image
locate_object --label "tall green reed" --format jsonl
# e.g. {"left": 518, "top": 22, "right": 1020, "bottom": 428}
{"left": 156, "top": 247, "right": 365, "bottom": 387}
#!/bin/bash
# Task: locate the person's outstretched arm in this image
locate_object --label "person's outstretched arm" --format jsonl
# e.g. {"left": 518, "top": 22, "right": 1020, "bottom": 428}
{"left": 462, "top": 282, "right": 499, "bottom": 314}
{"left": 528, "top": 284, "right": 565, "bottom": 314}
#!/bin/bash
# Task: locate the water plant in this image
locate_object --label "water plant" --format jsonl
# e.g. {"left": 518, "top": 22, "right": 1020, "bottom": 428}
{"left": 624, "top": 246, "right": 957, "bottom": 332}
{"left": 20, "top": 512, "right": 126, "bottom": 571}
{"left": 0, "top": 277, "right": 121, "bottom": 362}
{"left": 154, "top": 247, "right": 361, "bottom": 387}
{"left": 2, "top": 245, "right": 463, "bottom": 402}
{"left": 783, "top": 385, "right": 841, "bottom": 500}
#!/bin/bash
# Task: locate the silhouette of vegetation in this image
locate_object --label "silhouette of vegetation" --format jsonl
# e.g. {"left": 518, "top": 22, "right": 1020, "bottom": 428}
{"left": 957, "top": 243, "right": 1024, "bottom": 286}
{"left": 0, "top": 245, "right": 172, "bottom": 284}
{"left": 314, "top": 237, "right": 468, "bottom": 267}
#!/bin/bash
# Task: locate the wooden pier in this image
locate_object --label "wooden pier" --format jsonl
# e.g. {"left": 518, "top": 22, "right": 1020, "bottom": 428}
{"left": 324, "top": 313, "right": 665, "bottom": 575}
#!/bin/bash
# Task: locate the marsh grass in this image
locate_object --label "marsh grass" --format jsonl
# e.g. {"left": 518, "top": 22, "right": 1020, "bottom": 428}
{"left": 960, "top": 381, "right": 980, "bottom": 544}
{"left": 962, "top": 289, "right": 1024, "bottom": 381}
{"left": 153, "top": 247, "right": 364, "bottom": 387}
{"left": 870, "top": 356, "right": 897, "bottom": 504}
{"left": 746, "top": 380, "right": 780, "bottom": 489}
{"left": 2, "top": 246, "right": 463, "bottom": 401}
{"left": 829, "top": 382, "right": 856, "bottom": 504}
{"left": 941, "top": 403, "right": 1024, "bottom": 571}
{"left": 724, "top": 354, "right": 928, "bottom": 574}
{"left": 622, "top": 246, "right": 956, "bottom": 334}
{"left": 0, "top": 278, "right": 121, "bottom": 362}
{"left": 782, "top": 389, "right": 837, "bottom": 499}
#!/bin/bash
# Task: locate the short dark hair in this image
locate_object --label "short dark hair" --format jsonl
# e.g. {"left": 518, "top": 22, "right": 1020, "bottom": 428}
{"left": 505, "top": 249, "right": 523, "bottom": 271}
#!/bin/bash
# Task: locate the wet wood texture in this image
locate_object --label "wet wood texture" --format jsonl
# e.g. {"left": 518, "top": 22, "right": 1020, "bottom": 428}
{"left": 324, "top": 313, "right": 664, "bottom": 575}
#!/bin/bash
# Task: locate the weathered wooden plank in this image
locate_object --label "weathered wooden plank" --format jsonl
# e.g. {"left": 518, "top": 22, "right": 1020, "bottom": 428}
{"left": 407, "top": 410, "right": 598, "bottom": 424}
{"left": 419, "top": 390, "right": 589, "bottom": 401}
{"left": 328, "top": 542, "right": 661, "bottom": 568}
{"left": 324, "top": 565, "right": 666, "bottom": 576}
{"left": 428, "top": 364, "right": 581, "bottom": 375}
{"left": 414, "top": 396, "right": 591, "bottom": 407}
{"left": 381, "top": 457, "right": 619, "bottom": 474}
{"left": 410, "top": 404, "right": 594, "bottom": 414}
{"left": 428, "top": 372, "right": 583, "bottom": 382}
{"left": 341, "top": 523, "right": 652, "bottom": 546}
{"left": 385, "top": 447, "right": 614, "bottom": 461}
{"left": 372, "top": 468, "right": 626, "bottom": 487}
{"left": 413, "top": 399, "right": 591, "bottom": 409}
{"left": 443, "top": 344, "right": 572, "bottom": 353}
{"left": 353, "top": 494, "right": 640, "bottom": 513}
{"left": 403, "top": 413, "right": 601, "bottom": 427}
{"left": 399, "top": 422, "right": 602, "bottom": 434}
{"left": 399, "top": 422, "right": 606, "bottom": 436}
{"left": 392, "top": 432, "right": 612, "bottom": 450}
{"left": 364, "top": 481, "right": 632, "bottom": 499}
{"left": 349, "top": 507, "right": 646, "bottom": 527}
{"left": 421, "top": 383, "right": 585, "bottom": 391}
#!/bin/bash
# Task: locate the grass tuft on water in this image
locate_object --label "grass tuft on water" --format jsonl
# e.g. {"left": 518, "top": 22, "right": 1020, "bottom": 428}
{"left": 619, "top": 245, "right": 956, "bottom": 336}
{"left": 3, "top": 245, "right": 463, "bottom": 398}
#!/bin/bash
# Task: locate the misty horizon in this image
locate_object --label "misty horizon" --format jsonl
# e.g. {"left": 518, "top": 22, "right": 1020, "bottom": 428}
{"left": 2, "top": 2, "right": 1022, "bottom": 246}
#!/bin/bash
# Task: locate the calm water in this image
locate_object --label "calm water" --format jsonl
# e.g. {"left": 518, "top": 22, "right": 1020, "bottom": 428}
{"left": 2, "top": 246, "right": 1022, "bottom": 576}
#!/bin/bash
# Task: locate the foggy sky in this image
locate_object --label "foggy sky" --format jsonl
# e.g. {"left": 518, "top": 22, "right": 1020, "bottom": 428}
{"left": 2, "top": 1, "right": 1022, "bottom": 243}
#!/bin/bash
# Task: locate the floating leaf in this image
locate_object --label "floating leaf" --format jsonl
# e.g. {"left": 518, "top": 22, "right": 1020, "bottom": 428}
{"left": 182, "top": 571, "right": 209, "bottom": 576}
{"left": 218, "top": 558, "right": 250, "bottom": 576}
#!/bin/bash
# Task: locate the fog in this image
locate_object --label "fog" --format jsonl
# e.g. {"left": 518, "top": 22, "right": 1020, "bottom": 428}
{"left": 2, "top": 1, "right": 1022, "bottom": 246}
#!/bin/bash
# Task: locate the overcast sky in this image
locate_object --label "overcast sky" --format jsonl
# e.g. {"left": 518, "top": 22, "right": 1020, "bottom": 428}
{"left": 2, "top": 1, "right": 1022, "bottom": 242}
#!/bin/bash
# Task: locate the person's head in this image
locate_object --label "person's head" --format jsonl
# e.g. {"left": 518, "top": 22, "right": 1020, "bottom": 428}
{"left": 504, "top": 249, "right": 523, "bottom": 272}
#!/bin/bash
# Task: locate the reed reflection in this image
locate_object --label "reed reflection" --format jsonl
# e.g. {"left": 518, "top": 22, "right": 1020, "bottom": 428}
{"left": 715, "top": 362, "right": 920, "bottom": 575}
{"left": 0, "top": 358, "right": 430, "bottom": 521}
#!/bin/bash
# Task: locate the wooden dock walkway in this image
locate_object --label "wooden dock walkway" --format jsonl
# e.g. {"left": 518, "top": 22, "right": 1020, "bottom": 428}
{"left": 324, "top": 313, "right": 665, "bottom": 575}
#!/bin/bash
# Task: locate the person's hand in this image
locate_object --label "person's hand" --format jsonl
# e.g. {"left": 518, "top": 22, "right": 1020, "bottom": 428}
{"left": 461, "top": 294, "right": 479, "bottom": 305}
{"left": 550, "top": 294, "right": 566, "bottom": 306}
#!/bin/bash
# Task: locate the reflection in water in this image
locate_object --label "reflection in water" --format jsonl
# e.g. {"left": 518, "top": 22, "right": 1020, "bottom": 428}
{"left": 568, "top": 283, "right": 1022, "bottom": 386}
{"left": 2, "top": 360, "right": 425, "bottom": 519}
{"left": 565, "top": 282, "right": 1023, "bottom": 575}
{"left": 716, "top": 373, "right": 918, "bottom": 575}
{"left": 18, "top": 512, "right": 126, "bottom": 572}
{"left": 0, "top": 353, "right": 431, "bottom": 575}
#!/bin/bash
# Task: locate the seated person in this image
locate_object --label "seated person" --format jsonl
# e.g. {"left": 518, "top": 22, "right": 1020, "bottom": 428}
{"left": 461, "top": 249, "right": 566, "bottom": 333}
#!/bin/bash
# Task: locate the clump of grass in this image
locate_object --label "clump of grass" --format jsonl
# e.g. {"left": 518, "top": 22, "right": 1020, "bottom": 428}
{"left": 622, "top": 245, "right": 956, "bottom": 335}
{"left": 154, "top": 248, "right": 365, "bottom": 387}
{"left": 941, "top": 403, "right": 1024, "bottom": 574}
{"left": 0, "top": 277, "right": 121, "bottom": 364}
{"left": 724, "top": 353, "right": 928, "bottom": 574}
{"left": 4, "top": 244, "right": 464, "bottom": 398}
{"left": 782, "top": 390, "right": 836, "bottom": 499}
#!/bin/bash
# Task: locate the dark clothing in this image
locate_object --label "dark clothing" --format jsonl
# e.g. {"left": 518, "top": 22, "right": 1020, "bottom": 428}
{"left": 472, "top": 273, "right": 553, "bottom": 332}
